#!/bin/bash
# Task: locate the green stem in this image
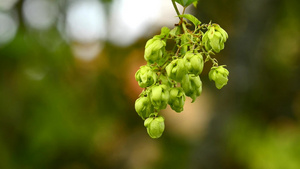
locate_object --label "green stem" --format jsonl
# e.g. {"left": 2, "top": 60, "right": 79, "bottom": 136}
{"left": 171, "top": 0, "right": 181, "bottom": 17}
{"left": 204, "top": 54, "right": 218, "bottom": 66}
{"left": 182, "top": 7, "right": 187, "bottom": 15}
{"left": 182, "top": 22, "right": 188, "bottom": 33}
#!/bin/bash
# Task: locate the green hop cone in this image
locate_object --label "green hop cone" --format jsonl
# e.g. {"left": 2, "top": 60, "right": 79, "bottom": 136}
{"left": 150, "top": 84, "right": 169, "bottom": 110}
{"left": 144, "top": 37, "right": 166, "bottom": 65}
{"left": 184, "top": 52, "right": 204, "bottom": 75}
{"left": 181, "top": 74, "right": 202, "bottom": 102}
{"left": 144, "top": 116, "right": 165, "bottom": 139}
{"left": 166, "top": 58, "right": 187, "bottom": 82}
{"left": 214, "top": 24, "right": 228, "bottom": 43}
{"left": 202, "top": 24, "right": 228, "bottom": 53}
{"left": 168, "top": 87, "right": 186, "bottom": 112}
{"left": 135, "top": 95, "right": 155, "bottom": 120}
{"left": 135, "top": 65, "right": 157, "bottom": 88}
{"left": 209, "top": 66, "right": 229, "bottom": 89}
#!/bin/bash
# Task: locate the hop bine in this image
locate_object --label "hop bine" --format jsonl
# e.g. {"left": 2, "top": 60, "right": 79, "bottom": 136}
{"left": 134, "top": 0, "right": 229, "bottom": 138}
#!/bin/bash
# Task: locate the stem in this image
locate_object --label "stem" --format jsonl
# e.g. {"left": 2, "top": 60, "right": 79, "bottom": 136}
{"left": 171, "top": 0, "right": 181, "bottom": 17}
{"left": 175, "top": 45, "right": 181, "bottom": 56}
{"left": 204, "top": 54, "right": 218, "bottom": 66}
{"left": 161, "top": 61, "right": 169, "bottom": 70}
{"left": 182, "top": 7, "right": 187, "bottom": 15}
{"left": 182, "top": 22, "right": 187, "bottom": 33}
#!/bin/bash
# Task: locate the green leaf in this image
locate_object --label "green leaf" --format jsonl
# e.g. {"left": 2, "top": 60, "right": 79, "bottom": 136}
{"left": 161, "top": 27, "right": 170, "bottom": 35}
{"left": 169, "top": 26, "right": 181, "bottom": 37}
{"left": 160, "top": 27, "right": 170, "bottom": 37}
{"left": 175, "top": 0, "right": 199, "bottom": 7}
{"left": 178, "top": 14, "right": 201, "bottom": 26}
{"left": 193, "top": 1, "right": 198, "bottom": 7}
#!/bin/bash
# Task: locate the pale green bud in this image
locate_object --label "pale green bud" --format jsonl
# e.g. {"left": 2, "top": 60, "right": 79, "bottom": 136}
{"left": 184, "top": 52, "right": 204, "bottom": 75}
{"left": 166, "top": 58, "right": 187, "bottom": 82}
{"left": 209, "top": 66, "right": 229, "bottom": 89}
{"left": 144, "top": 38, "right": 166, "bottom": 65}
{"left": 210, "top": 32, "right": 223, "bottom": 53}
{"left": 181, "top": 74, "right": 202, "bottom": 102}
{"left": 150, "top": 84, "right": 169, "bottom": 110}
{"left": 144, "top": 116, "right": 165, "bottom": 139}
{"left": 202, "top": 25, "right": 228, "bottom": 53}
{"left": 135, "top": 65, "right": 157, "bottom": 88}
{"left": 135, "top": 95, "right": 155, "bottom": 120}
{"left": 168, "top": 87, "right": 186, "bottom": 112}
{"left": 213, "top": 24, "right": 228, "bottom": 42}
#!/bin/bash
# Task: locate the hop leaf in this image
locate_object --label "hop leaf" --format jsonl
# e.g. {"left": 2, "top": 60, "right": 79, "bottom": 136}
{"left": 178, "top": 14, "right": 201, "bottom": 27}
{"left": 144, "top": 116, "right": 165, "bottom": 139}
{"left": 160, "top": 27, "right": 170, "bottom": 37}
{"left": 180, "top": 34, "right": 189, "bottom": 55}
{"left": 170, "top": 26, "right": 181, "bottom": 37}
{"left": 209, "top": 66, "right": 229, "bottom": 89}
{"left": 175, "top": 0, "right": 199, "bottom": 7}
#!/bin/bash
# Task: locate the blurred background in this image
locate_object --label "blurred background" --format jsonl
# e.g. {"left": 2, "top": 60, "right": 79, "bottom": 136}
{"left": 0, "top": 0, "right": 300, "bottom": 168}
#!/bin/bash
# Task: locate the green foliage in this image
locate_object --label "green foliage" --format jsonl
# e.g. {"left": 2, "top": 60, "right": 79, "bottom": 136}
{"left": 178, "top": 14, "right": 201, "bottom": 26}
{"left": 193, "top": 1, "right": 198, "bottom": 7}
{"left": 227, "top": 117, "right": 300, "bottom": 169}
{"left": 134, "top": 0, "right": 229, "bottom": 138}
{"left": 175, "top": 0, "right": 199, "bottom": 7}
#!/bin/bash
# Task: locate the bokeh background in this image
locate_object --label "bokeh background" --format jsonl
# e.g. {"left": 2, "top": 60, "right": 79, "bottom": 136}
{"left": 1, "top": 0, "right": 300, "bottom": 168}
